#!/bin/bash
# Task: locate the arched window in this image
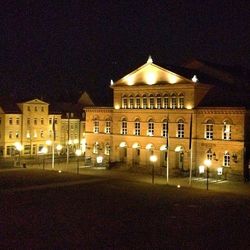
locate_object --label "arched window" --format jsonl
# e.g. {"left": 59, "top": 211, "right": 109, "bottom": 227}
{"left": 93, "top": 142, "right": 99, "bottom": 154}
{"left": 149, "top": 94, "right": 154, "bottom": 109}
{"left": 129, "top": 95, "right": 134, "bottom": 109}
{"left": 156, "top": 94, "right": 162, "bottom": 109}
{"left": 223, "top": 120, "right": 231, "bottom": 140}
{"left": 178, "top": 93, "right": 184, "bottom": 109}
{"left": 135, "top": 95, "right": 141, "bottom": 108}
{"left": 122, "top": 95, "right": 127, "bottom": 109}
{"left": 93, "top": 119, "right": 99, "bottom": 133}
{"left": 134, "top": 118, "right": 140, "bottom": 136}
{"left": 142, "top": 94, "right": 147, "bottom": 109}
{"left": 148, "top": 119, "right": 154, "bottom": 136}
{"left": 121, "top": 118, "right": 127, "bottom": 135}
{"left": 105, "top": 119, "right": 111, "bottom": 134}
{"left": 224, "top": 152, "right": 230, "bottom": 167}
{"left": 171, "top": 93, "right": 177, "bottom": 109}
{"left": 206, "top": 149, "right": 213, "bottom": 160}
{"left": 177, "top": 119, "right": 184, "bottom": 138}
{"left": 104, "top": 143, "right": 110, "bottom": 155}
{"left": 205, "top": 119, "right": 213, "bottom": 140}
{"left": 163, "top": 94, "right": 169, "bottom": 109}
{"left": 162, "top": 119, "right": 168, "bottom": 137}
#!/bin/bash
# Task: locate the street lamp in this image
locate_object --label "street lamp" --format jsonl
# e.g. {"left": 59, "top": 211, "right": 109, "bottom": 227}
{"left": 41, "top": 147, "right": 48, "bottom": 170}
{"left": 204, "top": 159, "right": 211, "bottom": 190}
{"left": 150, "top": 155, "right": 157, "bottom": 184}
{"left": 75, "top": 149, "right": 81, "bottom": 174}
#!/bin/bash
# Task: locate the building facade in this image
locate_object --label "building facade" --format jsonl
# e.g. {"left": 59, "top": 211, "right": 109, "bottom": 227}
{"left": 84, "top": 57, "right": 250, "bottom": 180}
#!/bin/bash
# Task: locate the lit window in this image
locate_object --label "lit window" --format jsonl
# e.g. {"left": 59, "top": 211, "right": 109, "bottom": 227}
{"left": 205, "top": 120, "right": 213, "bottom": 140}
{"left": 178, "top": 94, "right": 184, "bottom": 109}
{"left": 149, "top": 95, "right": 154, "bottom": 109}
{"left": 135, "top": 97, "right": 140, "bottom": 108}
{"left": 157, "top": 96, "right": 161, "bottom": 109}
{"left": 206, "top": 149, "right": 213, "bottom": 160}
{"left": 134, "top": 119, "right": 140, "bottom": 136}
{"left": 129, "top": 97, "right": 134, "bottom": 109}
{"left": 93, "top": 142, "right": 99, "bottom": 154}
{"left": 177, "top": 119, "right": 184, "bottom": 138}
{"left": 93, "top": 120, "right": 99, "bottom": 133}
{"left": 223, "top": 121, "right": 231, "bottom": 140}
{"left": 104, "top": 143, "right": 110, "bottom": 155}
{"left": 162, "top": 119, "right": 168, "bottom": 137}
{"left": 148, "top": 119, "right": 154, "bottom": 136}
{"left": 171, "top": 94, "right": 177, "bottom": 109}
{"left": 142, "top": 96, "right": 147, "bottom": 109}
{"left": 105, "top": 120, "right": 111, "bottom": 134}
{"left": 122, "top": 96, "right": 127, "bottom": 109}
{"left": 121, "top": 118, "right": 127, "bottom": 135}
{"left": 163, "top": 95, "right": 169, "bottom": 109}
{"left": 224, "top": 152, "right": 230, "bottom": 167}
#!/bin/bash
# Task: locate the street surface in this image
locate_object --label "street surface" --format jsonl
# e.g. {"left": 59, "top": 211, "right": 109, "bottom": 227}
{"left": 0, "top": 168, "right": 250, "bottom": 249}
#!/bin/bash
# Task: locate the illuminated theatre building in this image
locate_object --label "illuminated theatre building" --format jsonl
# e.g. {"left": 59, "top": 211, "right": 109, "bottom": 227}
{"left": 84, "top": 57, "right": 250, "bottom": 179}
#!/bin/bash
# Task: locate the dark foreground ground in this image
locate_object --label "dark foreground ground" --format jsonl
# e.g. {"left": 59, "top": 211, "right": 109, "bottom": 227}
{"left": 1, "top": 169, "right": 250, "bottom": 249}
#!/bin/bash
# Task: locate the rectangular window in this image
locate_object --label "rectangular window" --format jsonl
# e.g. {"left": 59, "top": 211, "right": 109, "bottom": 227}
{"left": 27, "top": 106, "right": 30, "bottom": 111}
{"left": 172, "top": 98, "right": 177, "bottom": 109}
{"left": 16, "top": 131, "right": 19, "bottom": 139}
{"left": 179, "top": 97, "right": 184, "bottom": 108}
{"left": 157, "top": 98, "right": 161, "bottom": 109}
{"left": 40, "top": 130, "right": 44, "bottom": 138}
{"left": 49, "top": 118, "right": 52, "bottom": 125}
{"left": 129, "top": 98, "right": 134, "bottom": 109}
{"left": 27, "top": 118, "right": 30, "bottom": 125}
{"left": 163, "top": 97, "right": 168, "bottom": 108}
{"left": 123, "top": 98, "right": 127, "bottom": 108}
{"left": 149, "top": 97, "right": 154, "bottom": 109}
{"left": 41, "top": 118, "right": 44, "bottom": 125}
{"left": 32, "top": 144, "right": 37, "bottom": 155}
{"left": 9, "top": 118, "right": 13, "bottom": 125}
{"left": 41, "top": 107, "right": 44, "bottom": 112}
{"left": 224, "top": 153, "right": 230, "bottom": 167}
{"left": 134, "top": 121, "right": 140, "bottom": 136}
{"left": 205, "top": 124, "right": 213, "bottom": 140}
{"left": 105, "top": 121, "right": 111, "bottom": 134}
{"left": 148, "top": 121, "right": 154, "bottom": 136}
{"left": 16, "top": 118, "right": 20, "bottom": 125}
{"left": 35, "top": 106, "right": 37, "bottom": 111}
{"left": 143, "top": 98, "right": 147, "bottom": 109}
{"left": 162, "top": 122, "right": 168, "bottom": 137}
{"left": 223, "top": 124, "right": 231, "bottom": 140}
{"left": 34, "top": 118, "right": 37, "bottom": 125}
{"left": 7, "top": 146, "right": 15, "bottom": 156}
{"left": 177, "top": 122, "right": 184, "bottom": 138}
{"left": 9, "top": 131, "right": 12, "bottom": 139}
{"left": 93, "top": 121, "right": 99, "bottom": 133}
{"left": 121, "top": 121, "right": 127, "bottom": 135}
{"left": 24, "top": 145, "right": 31, "bottom": 155}
{"left": 136, "top": 98, "right": 140, "bottom": 108}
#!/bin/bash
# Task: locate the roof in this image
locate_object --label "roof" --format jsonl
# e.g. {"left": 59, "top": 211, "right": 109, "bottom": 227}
{"left": 0, "top": 96, "right": 22, "bottom": 114}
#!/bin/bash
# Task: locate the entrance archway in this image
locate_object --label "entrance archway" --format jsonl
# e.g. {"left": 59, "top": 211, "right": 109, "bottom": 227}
{"left": 175, "top": 146, "right": 184, "bottom": 170}
{"left": 119, "top": 142, "right": 127, "bottom": 163}
{"left": 132, "top": 143, "right": 140, "bottom": 166}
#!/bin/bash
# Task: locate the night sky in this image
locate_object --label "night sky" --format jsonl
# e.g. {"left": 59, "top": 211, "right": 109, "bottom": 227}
{"left": 2, "top": 1, "right": 250, "bottom": 105}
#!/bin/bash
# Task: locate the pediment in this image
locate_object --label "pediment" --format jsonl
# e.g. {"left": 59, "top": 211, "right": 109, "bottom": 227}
{"left": 23, "top": 99, "right": 49, "bottom": 105}
{"left": 113, "top": 62, "right": 194, "bottom": 87}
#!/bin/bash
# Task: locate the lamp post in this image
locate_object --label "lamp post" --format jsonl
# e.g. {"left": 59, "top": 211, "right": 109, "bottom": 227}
{"left": 41, "top": 147, "right": 48, "bottom": 170}
{"left": 150, "top": 155, "right": 157, "bottom": 184}
{"left": 204, "top": 159, "right": 211, "bottom": 190}
{"left": 75, "top": 149, "right": 81, "bottom": 174}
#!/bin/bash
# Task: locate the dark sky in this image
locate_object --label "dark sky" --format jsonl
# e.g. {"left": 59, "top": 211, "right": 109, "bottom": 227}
{"left": 1, "top": 1, "right": 250, "bottom": 104}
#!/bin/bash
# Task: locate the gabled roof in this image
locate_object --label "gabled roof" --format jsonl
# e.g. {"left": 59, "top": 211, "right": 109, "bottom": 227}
{"left": 18, "top": 98, "right": 49, "bottom": 105}
{"left": 112, "top": 57, "right": 198, "bottom": 87}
